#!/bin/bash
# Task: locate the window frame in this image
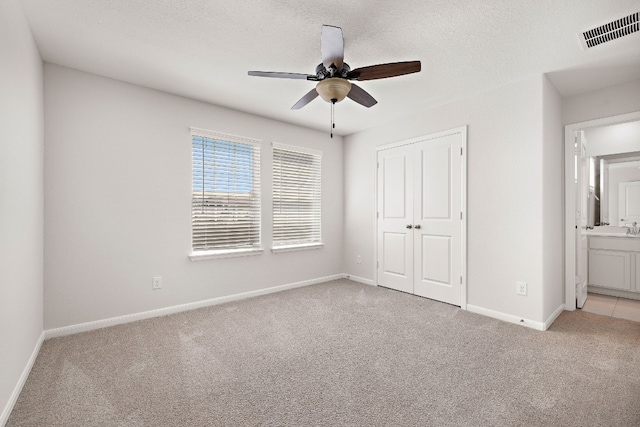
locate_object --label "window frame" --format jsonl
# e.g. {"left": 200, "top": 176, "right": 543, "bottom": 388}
{"left": 189, "top": 128, "right": 263, "bottom": 261}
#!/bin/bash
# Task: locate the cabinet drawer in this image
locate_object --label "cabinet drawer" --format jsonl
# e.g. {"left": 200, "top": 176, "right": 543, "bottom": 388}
{"left": 589, "top": 236, "right": 640, "bottom": 252}
{"left": 588, "top": 250, "right": 631, "bottom": 291}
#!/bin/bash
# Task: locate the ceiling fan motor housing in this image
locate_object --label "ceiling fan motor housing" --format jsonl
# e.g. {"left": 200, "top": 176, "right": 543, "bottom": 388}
{"left": 316, "top": 78, "right": 352, "bottom": 103}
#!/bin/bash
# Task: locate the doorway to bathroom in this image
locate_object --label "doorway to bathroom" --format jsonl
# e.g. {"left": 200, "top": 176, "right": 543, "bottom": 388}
{"left": 564, "top": 110, "right": 640, "bottom": 316}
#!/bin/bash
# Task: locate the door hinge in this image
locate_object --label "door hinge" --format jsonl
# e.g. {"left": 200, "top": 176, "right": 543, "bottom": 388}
{"left": 377, "top": 212, "right": 379, "bottom": 218}
{"left": 460, "top": 147, "right": 463, "bottom": 155}
{"left": 460, "top": 211, "right": 463, "bottom": 220}
{"left": 377, "top": 261, "right": 379, "bottom": 268}
{"left": 460, "top": 276, "right": 462, "bottom": 284}
{"left": 377, "top": 162, "right": 380, "bottom": 169}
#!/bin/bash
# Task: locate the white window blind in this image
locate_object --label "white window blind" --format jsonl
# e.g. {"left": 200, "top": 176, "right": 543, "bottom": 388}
{"left": 272, "top": 143, "right": 322, "bottom": 247}
{"left": 191, "top": 129, "right": 261, "bottom": 252}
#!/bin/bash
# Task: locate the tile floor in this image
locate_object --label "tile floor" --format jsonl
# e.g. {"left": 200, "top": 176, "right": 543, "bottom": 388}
{"left": 581, "top": 293, "right": 640, "bottom": 322}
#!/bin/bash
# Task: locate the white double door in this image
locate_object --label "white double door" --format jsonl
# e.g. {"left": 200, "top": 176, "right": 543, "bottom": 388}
{"left": 376, "top": 131, "right": 464, "bottom": 306}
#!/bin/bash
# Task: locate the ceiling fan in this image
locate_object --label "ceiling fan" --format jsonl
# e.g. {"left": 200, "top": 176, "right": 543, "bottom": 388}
{"left": 248, "top": 25, "right": 421, "bottom": 111}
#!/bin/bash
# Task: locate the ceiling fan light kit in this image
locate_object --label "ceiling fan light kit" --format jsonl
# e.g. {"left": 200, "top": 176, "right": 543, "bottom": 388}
{"left": 248, "top": 25, "right": 421, "bottom": 136}
{"left": 316, "top": 78, "right": 352, "bottom": 103}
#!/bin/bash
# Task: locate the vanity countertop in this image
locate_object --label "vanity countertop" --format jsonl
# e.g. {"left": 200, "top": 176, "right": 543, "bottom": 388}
{"left": 583, "top": 226, "right": 640, "bottom": 237}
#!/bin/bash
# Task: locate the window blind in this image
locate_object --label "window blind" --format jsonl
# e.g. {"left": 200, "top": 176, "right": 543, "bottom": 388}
{"left": 272, "top": 143, "right": 322, "bottom": 247}
{"left": 191, "top": 130, "right": 261, "bottom": 252}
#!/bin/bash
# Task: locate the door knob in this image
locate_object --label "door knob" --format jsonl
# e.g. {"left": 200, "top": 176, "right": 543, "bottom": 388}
{"left": 406, "top": 224, "right": 413, "bottom": 229}
{"left": 414, "top": 224, "right": 421, "bottom": 229}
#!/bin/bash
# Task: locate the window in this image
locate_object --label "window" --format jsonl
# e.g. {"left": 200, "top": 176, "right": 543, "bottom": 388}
{"left": 272, "top": 143, "right": 322, "bottom": 251}
{"left": 191, "top": 128, "right": 261, "bottom": 258}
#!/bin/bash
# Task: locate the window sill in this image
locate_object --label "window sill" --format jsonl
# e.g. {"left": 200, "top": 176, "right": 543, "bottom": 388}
{"left": 189, "top": 248, "right": 264, "bottom": 262}
{"left": 271, "top": 243, "right": 324, "bottom": 254}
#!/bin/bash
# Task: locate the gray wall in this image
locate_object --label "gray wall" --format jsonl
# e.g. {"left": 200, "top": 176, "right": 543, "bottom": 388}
{"left": 563, "top": 79, "right": 640, "bottom": 125}
{"left": 343, "top": 75, "right": 560, "bottom": 324}
{"left": 542, "top": 76, "right": 564, "bottom": 321}
{"left": 0, "top": 0, "right": 44, "bottom": 422}
{"left": 43, "top": 64, "right": 344, "bottom": 329}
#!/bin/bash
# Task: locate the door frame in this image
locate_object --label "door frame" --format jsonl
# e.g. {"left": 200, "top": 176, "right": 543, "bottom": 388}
{"left": 564, "top": 111, "right": 640, "bottom": 310}
{"left": 374, "top": 125, "right": 468, "bottom": 309}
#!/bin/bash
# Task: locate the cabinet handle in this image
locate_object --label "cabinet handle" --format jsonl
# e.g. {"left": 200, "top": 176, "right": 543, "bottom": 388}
{"left": 414, "top": 224, "right": 421, "bottom": 229}
{"left": 406, "top": 224, "right": 413, "bottom": 229}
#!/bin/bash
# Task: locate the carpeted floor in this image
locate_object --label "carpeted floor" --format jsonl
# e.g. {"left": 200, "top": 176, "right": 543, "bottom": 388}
{"left": 8, "top": 279, "right": 640, "bottom": 426}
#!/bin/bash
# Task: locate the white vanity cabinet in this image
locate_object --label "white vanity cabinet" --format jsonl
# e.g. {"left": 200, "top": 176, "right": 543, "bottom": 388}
{"left": 588, "top": 236, "right": 640, "bottom": 295}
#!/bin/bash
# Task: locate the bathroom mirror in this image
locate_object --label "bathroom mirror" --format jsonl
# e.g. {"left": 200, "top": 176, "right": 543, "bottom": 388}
{"left": 584, "top": 120, "right": 640, "bottom": 228}
{"left": 589, "top": 151, "right": 640, "bottom": 226}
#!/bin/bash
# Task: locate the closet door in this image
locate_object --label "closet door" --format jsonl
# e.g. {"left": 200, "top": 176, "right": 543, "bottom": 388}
{"left": 377, "top": 144, "right": 414, "bottom": 293}
{"left": 413, "top": 133, "right": 463, "bottom": 305}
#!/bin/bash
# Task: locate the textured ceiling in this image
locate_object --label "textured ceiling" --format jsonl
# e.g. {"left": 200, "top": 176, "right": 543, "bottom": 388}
{"left": 19, "top": 0, "right": 640, "bottom": 135}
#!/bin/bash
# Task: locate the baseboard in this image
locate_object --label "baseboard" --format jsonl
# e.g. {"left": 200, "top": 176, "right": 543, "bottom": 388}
{"left": 1, "top": 331, "right": 45, "bottom": 427}
{"left": 344, "top": 274, "right": 375, "bottom": 286}
{"left": 543, "top": 304, "right": 565, "bottom": 331}
{"left": 466, "top": 304, "right": 545, "bottom": 331}
{"left": 45, "top": 273, "right": 345, "bottom": 339}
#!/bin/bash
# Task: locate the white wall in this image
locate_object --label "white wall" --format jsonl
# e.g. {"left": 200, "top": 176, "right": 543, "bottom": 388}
{"left": 44, "top": 64, "right": 343, "bottom": 329}
{"left": 563, "top": 79, "right": 640, "bottom": 125}
{"left": 542, "top": 76, "right": 564, "bottom": 321}
{"left": 344, "top": 75, "right": 552, "bottom": 323}
{"left": 585, "top": 121, "right": 640, "bottom": 157}
{"left": 0, "top": 0, "right": 44, "bottom": 422}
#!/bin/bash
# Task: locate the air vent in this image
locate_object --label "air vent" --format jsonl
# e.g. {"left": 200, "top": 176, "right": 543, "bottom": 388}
{"left": 580, "top": 12, "right": 639, "bottom": 49}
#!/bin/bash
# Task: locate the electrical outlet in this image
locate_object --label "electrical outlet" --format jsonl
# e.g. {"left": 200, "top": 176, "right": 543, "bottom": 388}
{"left": 516, "top": 281, "right": 527, "bottom": 296}
{"left": 356, "top": 255, "right": 362, "bottom": 264}
{"left": 152, "top": 276, "right": 162, "bottom": 290}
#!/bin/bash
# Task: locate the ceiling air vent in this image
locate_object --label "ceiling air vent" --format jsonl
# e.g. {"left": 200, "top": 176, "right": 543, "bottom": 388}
{"left": 579, "top": 12, "right": 639, "bottom": 49}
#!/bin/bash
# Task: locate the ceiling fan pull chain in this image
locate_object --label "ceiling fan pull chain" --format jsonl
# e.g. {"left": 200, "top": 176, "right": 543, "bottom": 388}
{"left": 330, "top": 99, "right": 335, "bottom": 138}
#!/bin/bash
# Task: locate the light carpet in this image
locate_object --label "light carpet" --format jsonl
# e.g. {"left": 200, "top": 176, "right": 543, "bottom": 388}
{"left": 8, "top": 279, "right": 640, "bottom": 426}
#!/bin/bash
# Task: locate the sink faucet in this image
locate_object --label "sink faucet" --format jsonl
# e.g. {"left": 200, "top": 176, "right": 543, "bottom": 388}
{"left": 626, "top": 222, "right": 639, "bottom": 235}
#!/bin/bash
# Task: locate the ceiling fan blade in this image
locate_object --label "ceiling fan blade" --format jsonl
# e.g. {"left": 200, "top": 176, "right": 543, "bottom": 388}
{"left": 347, "top": 61, "right": 421, "bottom": 81}
{"left": 347, "top": 83, "right": 377, "bottom": 108}
{"left": 248, "top": 71, "right": 317, "bottom": 80}
{"left": 291, "top": 88, "right": 319, "bottom": 110}
{"left": 321, "top": 25, "right": 344, "bottom": 71}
